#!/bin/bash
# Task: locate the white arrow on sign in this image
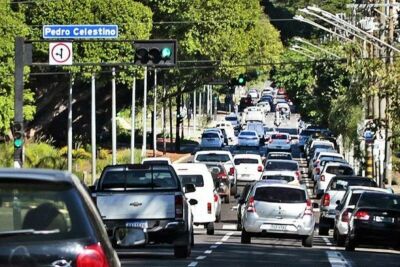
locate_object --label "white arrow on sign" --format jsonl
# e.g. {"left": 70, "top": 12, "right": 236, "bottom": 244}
{"left": 49, "top": 42, "right": 73, "bottom": 65}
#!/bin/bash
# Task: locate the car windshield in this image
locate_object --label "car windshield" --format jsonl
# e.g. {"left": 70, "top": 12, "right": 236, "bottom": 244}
{"left": 267, "top": 153, "right": 292, "bottom": 160}
{"left": 277, "top": 128, "right": 298, "bottom": 135}
{"left": 202, "top": 132, "right": 219, "bottom": 138}
{"left": 178, "top": 175, "right": 204, "bottom": 187}
{"left": 0, "top": 180, "right": 91, "bottom": 241}
{"left": 271, "top": 134, "right": 288, "bottom": 140}
{"left": 225, "top": 117, "right": 237, "bottom": 121}
{"left": 240, "top": 132, "right": 256, "bottom": 136}
{"left": 300, "top": 130, "right": 316, "bottom": 136}
{"left": 265, "top": 161, "right": 297, "bottom": 171}
{"left": 196, "top": 154, "right": 231, "bottom": 163}
{"left": 234, "top": 158, "right": 259, "bottom": 165}
{"left": 325, "top": 166, "right": 354, "bottom": 175}
{"left": 101, "top": 169, "right": 178, "bottom": 190}
{"left": 254, "top": 187, "right": 306, "bottom": 203}
{"left": 263, "top": 175, "right": 294, "bottom": 183}
{"left": 329, "top": 178, "right": 377, "bottom": 191}
{"left": 358, "top": 193, "right": 400, "bottom": 210}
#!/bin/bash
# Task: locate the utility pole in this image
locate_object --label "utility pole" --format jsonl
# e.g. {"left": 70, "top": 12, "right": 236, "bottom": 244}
{"left": 175, "top": 87, "right": 181, "bottom": 152}
{"left": 153, "top": 69, "right": 157, "bottom": 157}
{"left": 111, "top": 68, "right": 117, "bottom": 165}
{"left": 67, "top": 75, "right": 74, "bottom": 172}
{"left": 130, "top": 77, "right": 136, "bottom": 164}
{"left": 91, "top": 74, "right": 96, "bottom": 181}
{"left": 141, "top": 67, "right": 148, "bottom": 158}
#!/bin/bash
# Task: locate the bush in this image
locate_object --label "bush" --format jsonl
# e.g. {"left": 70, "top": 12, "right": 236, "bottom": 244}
{"left": 0, "top": 143, "right": 13, "bottom": 167}
{"left": 25, "top": 142, "right": 66, "bottom": 169}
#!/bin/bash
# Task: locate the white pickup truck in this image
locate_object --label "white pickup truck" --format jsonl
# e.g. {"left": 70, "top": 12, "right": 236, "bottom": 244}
{"left": 91, "top": 164, "right": 196, "bottom": 258}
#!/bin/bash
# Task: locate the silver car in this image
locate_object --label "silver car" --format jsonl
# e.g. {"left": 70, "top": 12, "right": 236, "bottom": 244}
{"left": 241, "top": 182, "right": 316, "bottom": 247}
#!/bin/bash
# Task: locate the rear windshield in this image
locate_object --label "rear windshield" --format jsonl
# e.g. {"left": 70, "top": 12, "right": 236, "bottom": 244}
{"left": 225, "top": 117, "right": 237, "bottom": 121}
{"left": 202, "top": 132, "right": 219, "bottom": 139}
{"left": 101, "top": 169, "right": 178, "bottom": 190}
{"left": 358, "top": 193, "right": 400, "bottom": 210}
{"left": 196, "top": 154, "right": 230, "bottom": 163}
{"left": 265, "top": 161, "right": 297, "bottom": 171}
{"left": 240, "top": 131, "right": 256, "bottom": 136}
{"left": 271, "top": 134, "right": 288, "bottom": 140}
{"left": 0, "top": 180, "right": 91, "bottom": 242}
{"left": 329, "top": 178, "right": 377, "bottom": 191}
{"left": 263, "top": 175, "right": 294, "bottom": 183}
{"left": 179, "top": 175, "right": 204, "bottom": 187}
{"left": 313, "top": 144, "right": 333, "bottom": 150}
{"left": 326, "top": 166, "right": 354, "bottom": 175}
{"left": 300, "top": 130, "right": 315, "bottom": 136}
{"left": 267, "top": 153, "right": 292, "bottom": 160}
{"left": 234, "top": 158, "right": 258, "bottom": 165}
{"left": 254, "top": 187, "right": 306, "bottom": 203}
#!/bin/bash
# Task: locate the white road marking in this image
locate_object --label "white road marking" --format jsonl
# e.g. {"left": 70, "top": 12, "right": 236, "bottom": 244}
{"left": 221, "top": 231, "right": 234, "bottom": 241}
{"left": 196, "top": 256, "right": 207, "bottom": 260}
{"left": 204, "top": 250, "right": 212, "bottom": 254}
{"left": 325, "top": 251, "right": 352, "bottom": 267}
{"left": 216, "top": 241, "right": 222, "bottom": 245}
{"left": 222, "top": 224, "right": 237, "bottom": 230}
{"left": 188, "top": 262, "right": 198, "bottom": 267}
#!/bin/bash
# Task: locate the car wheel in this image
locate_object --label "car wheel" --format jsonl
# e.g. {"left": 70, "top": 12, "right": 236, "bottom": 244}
{"left": 206, "top": 222, "right": 215, "bottom": 235}
{"left": 337, "top": 233, "right": 346, "bottom": 247}
{"left": 302, "top": 232, "right": 313, "bottom": 247}
{"left": 224, "top": 195, "right": 230, "bottom": 204}
{"left": 318, "top": 217, "right": 329, "bottom": 236}
{"left": 345, "top": 235, "right": 356, "bottom": 251}
{"left": 241, "top": 229, "right": 251, "bottom": 244}
{"left": 230, "top": 185, "right": 237, "bottom": 196}
{"left": 174, "top": 232, "right": 192, "bottom": 258}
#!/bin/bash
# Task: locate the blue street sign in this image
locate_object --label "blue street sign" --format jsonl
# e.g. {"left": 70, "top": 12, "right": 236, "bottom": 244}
{"left": 43, "top": 25, "right": 118, "bottom": 39}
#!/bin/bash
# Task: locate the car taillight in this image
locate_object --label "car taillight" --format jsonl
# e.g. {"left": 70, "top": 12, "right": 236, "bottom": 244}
{"left": 354, "top": 210, "right": 370, "bottom": 221}
{"left": 77, "top": 243, "right": 109, "bottom": 267}
{"left": 320, "top": 175, "right": 325, "bottom": 181}
{"left": 217, "top": 172, "right": 228, "bottom": 179}
{"left": 229, "top": 167, "right": 235, "bottom": 176}
{"left": 322, "top": 193, "right": 330, "bottom": 207}
{"left": 247, "top": 196, "right": 256, "bottom": 213}
{"left": 303, "top": 199, "right": 313, "bottom": 216}
{"left": 341, "top": 209, "right": 351, "bottom": 222}
{"left": 175, "top": 195, "right": 183, "bottom": 219}
{"left": 315, "top": 167, "right": 320, "bottom": 175}
{"left": 258, "top": 165, "right": 263, "bottom": 172}
{"left": 207, "top": 202, "right": 212, "bottom": 214}
{"left": 214, "top": 194, "right": 219, "bottom": 202}
{"left": 295, "top": 171, "right": 301, "bottom": 180}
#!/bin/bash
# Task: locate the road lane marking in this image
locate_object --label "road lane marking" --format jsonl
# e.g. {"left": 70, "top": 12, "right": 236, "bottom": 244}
{"left": 188, "top": 262, "right": 198, "bottom": 267}
{"left": 325, "top": 251, "right": 352, "bottom": 267}
{"left": 216, "top": 241, "right": 222, "bottom": 245}
{"left": 204, "top": 250, "right": 212, "bottom": 254}
{"left": 196, "top": 256, "right": 206, "bottom": 260}
{"left": 222, "top": 224, "right": 237, "bottom": 230}
{"left": 221, "top": 231, "right": 234, "bottom": 241}
{"left": 210, "top": 245, "right": 218, "bottom": 249}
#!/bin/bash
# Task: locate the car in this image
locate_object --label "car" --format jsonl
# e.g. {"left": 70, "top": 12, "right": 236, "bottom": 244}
{"left": 334, "top": 186, "right": 390, "bottom": 246}
{"left": 266, "top": 152, "right": 293, "bottom": 161}
{"left": 205, "top": 162, "right": 231, "bottom": 203}
{"left": 173, "top": 163, "right": 217, "bottom": 235}
{"left": 246, "top": 122, "right": 266, "bottom": 143}
{"left": 298, "top": 129, "right": 317, "bottom": 151}
{"left": 200, "top": 131, "right": 224, "bottom": 148}
{"left": 262, "top": 88, "right": 274, "bottom": 96}
{"left": 312, "top": 156, "right": 348, "bottom": 182}
{"left": 256, "top": 101, "right": 271, "bottom": 114}
{"left": 267, "top": 133, "right": 291, "bottom": 152}
{"left": 259, "top": 95, "right": 274, "bottom": 107}
{"left": 204, "top": 128, "right": 227, "bottom": 145}
{"left": 93, "top": 164, "right": 195, "bottom": 258}
{"left": 215, "top": 121, "right": 236, "bottom": 145}
{"left": 225, "top": 114, "right": 241, "bottom": 131}
{"left": 248, "top": 89, "right": 259, "bottom": 99}
{"left": 308, "top": 150, "right": 342, "bottom": 176}
{"left": 345, "top": 192, "right": 400, "bottom": 251}
{"left": 241, "top": 182, "right": 316, "bottom": 247}
{"left": 318, "top": 175, "right": 377, "bottom": 236}
{"left": 276, "top": 128, "right": 299, "bottom": 143}
{"left": 263, "top": 159, "right": 301, "bottom": 184}
{"left": 0, "top": 168, "right": 121, "bottom": 267}
{"left": 315, "top": 162, "right": 354, "bottom": 198}
{"left": 238, "top": 130, "right": 260, "bottom": 147}
{"left": 261, "top": 171, "right": 299, "bottom": 185}
{"left": 306, "top": 140, "right": 335, "bottom": 159}
{"left": 234, "top": 154, "right": 264, "bottom": 183}
{"left": 263, "top": 127, "right": 276, "bottom": 143}
{"left": 193, "top": 150, "right": 238, "bottom": 195}
{"left": 244, "top": 110, "right": 265, "bottom": 124}
{"left": 276, "top": 102, "right": 291, "bottom": 119}
{"left": 142, "top": 157, "right": 172, "bottom": 165}
{"left": 239, "top": 95, "right": 253, "bottom": 112}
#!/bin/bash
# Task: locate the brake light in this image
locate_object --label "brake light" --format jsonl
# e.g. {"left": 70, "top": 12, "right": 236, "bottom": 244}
{"left": 315, "top": 167, "right": 320, "bottom": 175}
{"left": 258, "top": 165, "right": 263, "bottom": 172}
{"left": 207, "top": 202, "right": 212, "bottom": 214}
{"left": 320, "top": 175, "right": 325, "bottom": 181}
{"left": 214, "top": 194, "right": 219, "bottom": 202}
{"left": 77, "top": 243, "right": 109, "bottom": 267}
{"left": 217, "top": 172, "right": 228, "bottom": 179}
{"left": 322, "top": 193, "right": 330, "bottom": 207}
{"left": 341, "top": 209, "right": 351, "bottom": 222}
{"left": 247, "top": 196, "right": 256, "bottom": 213}
{"left": 229, "top": 167, "right": 235, "bottom": 176}
{"left": 304, "top": 199, "right": 313, "bottom": 216}
{"left": 295, "top": 171, "right": 301, "bottom": 180}
{"left": 354, "top": 210, "right": 370, "bottom": 221}
{"left": 175, "top": 195, "right": 183, "bottom": 219}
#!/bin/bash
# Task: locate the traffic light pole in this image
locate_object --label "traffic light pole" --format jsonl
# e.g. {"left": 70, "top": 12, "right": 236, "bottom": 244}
{"left": 14, "top": 37, "right": 25, "bottom": 168}
{"left": 142, "top": 67, "right": 148, "bottom": 158}
{"left": 130, "top": 77, "right": 136, "bottom": 163}
{"left": 91, "top": 74, "right": 96, "bottom": 181}
{"left": 153, "top": 69, "right": 157, "bottom": 157}
{"left": 111, "top": 68, "right": 117, "bottom": 165}
{"left": 67, "top": 75, "right": 74, "bottom": 172}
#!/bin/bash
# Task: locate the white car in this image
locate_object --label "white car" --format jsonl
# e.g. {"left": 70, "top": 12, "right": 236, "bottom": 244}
{"left": 225, "top": 114, "right": 241, "bottom": 131}
{"left": 256, "top": 102, "right": 271, "bottom": 114}
{"left": 262, "top": 88, "right": 274, "bottom": 96}
{"left": 173, "top": 163, "right": 217, "bottom": 235}
{"left": 309, "top": 151, "right": 344, "bottom": 177}
{"left": 263, "top": 159, "right": 301, "bottom": 185}
{"left": 315, "top": 162, "right": 354, "bottom": 197}
{"left": 234, "top": 154, "right": 264, "bottom": 183}
{"left": 215, "top": 121, "right": 236, "bottom": 145}
{"left": 267, "top": 133, "right": 291, "bottom": 152}
{"left": 263, "top": 127, "right": 276, "bottom": 143}
{"left": 244, "top": 110, "right": 264, "bottom": 124}
{"left": 200, "top": 131, "right": 224, "bottom": 148}
{"left": 248, "top": 89, "right": 259, "bottom": 99}
{"left": 238, "top": 130, "right": 259, "bottom": 146}
{"left": 262, "top": 170, "right": 299, "bottom": 185}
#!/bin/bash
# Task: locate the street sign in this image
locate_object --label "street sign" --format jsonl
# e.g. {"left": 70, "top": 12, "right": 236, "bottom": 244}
{"left": 43, "top": 25, "right": 118, "bottom": 39}
{"left": 49, "top": 42, "right": 73, "bottom": 65}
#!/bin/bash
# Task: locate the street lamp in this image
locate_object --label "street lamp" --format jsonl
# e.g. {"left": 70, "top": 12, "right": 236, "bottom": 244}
{"left": 294, "top": 37, "right": 341, "bottom": 58}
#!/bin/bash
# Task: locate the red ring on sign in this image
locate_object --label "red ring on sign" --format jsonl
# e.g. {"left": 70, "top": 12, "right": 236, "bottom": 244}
{"left": 51, "top": 43, "right": 71, "bottom": 63}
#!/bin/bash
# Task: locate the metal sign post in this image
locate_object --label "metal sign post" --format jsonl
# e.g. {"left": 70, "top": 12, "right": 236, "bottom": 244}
{"left": 67, "top": 75, "right": 74, "bottom": 172}
{"left": 111, "top": 68, "right": 117, "bottom": 165}
{"left": 91, "top": 74, "right": 96, "bottom": 182}
{"left": 130, "top": 77, "right": 136, "bottom": 164}
{"left": 141, "top": 67, "right": 148, "bottom": 158}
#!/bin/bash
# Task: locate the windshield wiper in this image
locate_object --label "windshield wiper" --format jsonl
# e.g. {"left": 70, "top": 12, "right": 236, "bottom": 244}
{"left": 0, "top": 229, "right": 60, "bottom": 237}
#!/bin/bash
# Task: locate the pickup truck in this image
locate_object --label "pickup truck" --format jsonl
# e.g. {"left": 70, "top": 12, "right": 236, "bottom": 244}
{"left": 90, "top": 164, "right": 196, "bottom": 258}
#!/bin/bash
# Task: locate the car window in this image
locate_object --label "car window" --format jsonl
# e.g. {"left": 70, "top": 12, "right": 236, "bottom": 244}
{"left": 326, "top": 166, "right": 353, "bottom": 175}
{"left": 349, "top": 193, "right": 361, "bottom": 206}
{"left": 300, "top": 130, "right": 315, "bottom": 136}
{"left": 225, "top": 117, "right": 237, "bottom": 121}
{"left": 202, "top": 132, "right": 219, "bottom": 138}
{"left": 196, "top": 154, "right": 231, "bottom": 163}
{"left": 267, "top": 154, "right": 292, "bottom": 160}
{"left": 240, "top": 131, "right": 256, "bottom": 136}
{"left": 0, "top": 180, "right": 92, "bottom": 242}
{"left": 263, "top": 175, "right": 294, "bottom": 183}
{"left": 271, "top": 134, "right": 288, "bottom": 140}
{"left": 179, "top": 175, "right": 204, "bottom": 188}
{"left": 329, "top": 178, "right": 377, "bottom": 191}
{"left": 254, "top": 187, "right": 306, "bottom": 203}
{"left": 265, "top": 161, "right": 297, "bottom": 171}
{"left": 358, "top": 193, "right": 400, "bottom": 210}
{"left": 101, "top": 169, "right": 178, "bottom": 190}
{"left": 234, "top": 158, "right": 259, "bottom": 165}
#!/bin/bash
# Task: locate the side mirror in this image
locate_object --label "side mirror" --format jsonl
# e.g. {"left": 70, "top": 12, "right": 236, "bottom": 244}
{"left": 312, "top": 203, "right": 319, "bottom": 209}
{"left": 189, "top": 199, "right": 198, "bottom": 206}
{"left": 185, "top": 183, "right": 196, "bottom": 193}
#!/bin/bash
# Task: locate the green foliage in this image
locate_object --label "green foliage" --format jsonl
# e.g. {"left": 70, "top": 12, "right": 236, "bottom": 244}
{"left": 25, "top": 142, "right": 66, "bottom": 169}
{"left": 267, "top": 0, "right": 352, "bottom": 15}
{"left": 0, "top": 143, "right": 14, "bottom": 167}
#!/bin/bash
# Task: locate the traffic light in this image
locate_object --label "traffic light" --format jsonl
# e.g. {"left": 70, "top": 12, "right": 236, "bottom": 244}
{"left": 229, "top": 74, "right": 247, "bottom": 86}
{"left": 13, "top": 122, "right": 24, "bottom": 163}
{"left": 134, "top": 40, "right": 177, "bottom": 66}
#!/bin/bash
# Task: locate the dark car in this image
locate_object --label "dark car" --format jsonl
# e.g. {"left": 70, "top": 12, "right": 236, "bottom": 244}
{"left": 205, "top": 162, "right": 231, "bottom": 203}
{"left": 0, "top": 168, "right": 120, "bottom": 267}
{"left": 235, "top": 183, "right": 254, "bottom": 231}
{"left": 346, "top": 192, "right": 400, "bottom": 251}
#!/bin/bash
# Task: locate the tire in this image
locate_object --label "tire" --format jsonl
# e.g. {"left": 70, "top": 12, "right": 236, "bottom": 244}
{"left": 224, "top": 195, "right": 230, "bottom": 204}
{"left": 302, "top": 232, "right": 314, "bottom": 247}
{"left": 206, "top": 222, "right": 215, "bottom": 235}
{"left": 337, "top": 234, "right": 346, "bottom": 247}
{"left": 241, "top": 229, "right": 251, "bottom": 244}
{"left": 230, "top": 185, "right": 237, "bottom": 196}
{"left": 318, "top": 217, "right": 329, "bottom": 236}
{"left": 174, "top": 232, "right": 192, "bottom": 258}
{"left": 345, "top": 235, "right": 356, "bottom": 252}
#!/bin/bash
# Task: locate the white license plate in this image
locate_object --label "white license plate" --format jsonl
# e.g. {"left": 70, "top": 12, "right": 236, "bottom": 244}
{"left": 260, "top": 224, "right": 287, "bottom": 231}
{"left": 374, "top": 216, "right": 394, "bottom": 223}
{"left": 241, "top": 174, "right": 250, "bottom": 177}
{"left": 126, "top": 221, "right": 148, "bottom": 229}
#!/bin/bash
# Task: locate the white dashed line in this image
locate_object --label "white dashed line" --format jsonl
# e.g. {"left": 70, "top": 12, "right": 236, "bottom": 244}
{"left": 326, "top": 251, "right": 352, "bottom": 267}
{"left": 204, "top": 250, "right": 212, "bottom": 254}
{"left": 216, "top": 241, "right": 222, "bottom": 245}
{"left": 196, "top": 256, "right": 206, "bottom": 260}
{"left": 188, "top": 262, "right": 198, "bottom": 267}
{"left": 222, "top": 224, "right": 237, "bottom": 230}
{"left": 210, "top": 245, "right": 218, "bottom": 249}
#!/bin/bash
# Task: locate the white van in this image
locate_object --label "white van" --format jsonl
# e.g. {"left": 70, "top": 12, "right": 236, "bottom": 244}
{"left": 173, "top": 163, "right": 216, "bottom": 235}
{"left": 215, "top": 121, "right": 236, "bottom": 145}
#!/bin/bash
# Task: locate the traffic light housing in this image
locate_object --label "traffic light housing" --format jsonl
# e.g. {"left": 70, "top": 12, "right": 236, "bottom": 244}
{"left": 229, "top": 74, "right": 247, "bottom": 86}
{"left": 134, "top": 40, "right": 177, "bottom": 66}
{"left": 13, "top": 122, "right": 24, "bottom": 163}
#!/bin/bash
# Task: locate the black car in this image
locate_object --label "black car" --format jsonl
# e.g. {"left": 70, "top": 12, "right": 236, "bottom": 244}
{"left": 346, "top": 191, "right": 400, "bottom": 251}
{"left": 0, "top": 168, "right": 120, "bottom": 267}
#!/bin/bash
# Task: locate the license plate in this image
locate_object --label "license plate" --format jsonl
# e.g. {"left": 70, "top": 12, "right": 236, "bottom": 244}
{"left": 241, "top": 174, "right": 250, "bottom": 177}
{"left": 260, "top": 224, "right": 287, "bottom": 231}
{"left": 374, "top": 216, "right": 394, "bottom": 223}
{"left": 126, "top": 221, "right": 148, "bottom": 229}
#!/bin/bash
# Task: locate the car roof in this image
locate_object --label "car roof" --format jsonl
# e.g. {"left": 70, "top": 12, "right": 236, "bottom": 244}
{"left": 240, "top": 130, "right": 258, "bottom": 134}
{"left": 195, "top": 150, "right": 232, "bottom": 156}
{"left": 324, "top": 162, "right": 351, "bottom": 167}
{"left": 267, "top": 152, "right": 291, "bottom": 155}
{"left": 142, "top": 157, "right": 172, "bottom": 164}
{"left": 266, "top": 159, "right": 298, "bottom": 164}
{"left": 348, "top": 186, "right": 390, "bottom": 194}
{"left": 234, "top": 154, "right": 261, "bottom": 159}
{"left": 173, "top": 163, "right": 210, "bottom": 173}
{"left": 0, "top": 168, "right": 75, "bottom": 184}
{"left": 254, "top": 181, "right": 305, "bottom": 190}
{"left": 262, "top": 170, "right": 296, "bottom": 175}
{"left": 318, "top": 152, "right": 342, "bottom": 157}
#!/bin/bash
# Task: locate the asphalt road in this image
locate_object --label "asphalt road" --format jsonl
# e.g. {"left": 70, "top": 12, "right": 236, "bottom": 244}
{"left": 119, "top": 113, "right": 400, "bottom": 267}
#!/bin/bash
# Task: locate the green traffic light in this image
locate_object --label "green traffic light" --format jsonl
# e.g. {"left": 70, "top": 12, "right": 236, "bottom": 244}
{"left": 161, "top": 47, "right": 172, "bottom": 59}
{"left": 238, "top": 77, "right": 245, "bottom": 84}
{"left": 14, "top": 139, "right": 23, "bottom": 148}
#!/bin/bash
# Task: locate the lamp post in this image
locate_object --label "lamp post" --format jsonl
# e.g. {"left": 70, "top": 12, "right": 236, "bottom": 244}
{"left": 294, "top": 37, "right": 341, "bottom": 58}
{"left": 289, "top": 47, "right": 315, "bottom": 59}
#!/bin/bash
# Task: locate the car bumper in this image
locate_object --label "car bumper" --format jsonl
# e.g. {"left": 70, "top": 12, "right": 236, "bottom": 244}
{"left": 336, "top": 220, "right": 349, "bottom": 236}
{"left": 238, "top": 140, "right": 259, "bottom": 146}
{"left": 351, "top": 223, "right": 400, "bottom": 247}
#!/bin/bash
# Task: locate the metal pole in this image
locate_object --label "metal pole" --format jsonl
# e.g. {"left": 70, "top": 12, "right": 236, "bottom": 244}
{"left": 14, "top": 37, "right": 24, "bottom": 168}
{"left": 130, "top": 77, "right": 136, "bottom": 164}
{"left": 199, "top": 88, "right": 202, "bottom": 117}
{"left": 91, "top": 74, "right": 96, "bottom": 181}
{"left": 193, "top": 90, "right": 197, "bottom": 134}
{"left": 163, "top": 81, "right": 167, "bottom": 155}
{"left": 141, "top": 67, "right": 148, "bottom": 158}
{"left": 153, "top": 69, "right": 157, "bottom": 157}
{"left": 67, "top": 75, "right": 74, "bottom": 172}
{"left": 111, "top": 67, "right": 117, "bottom": 165}
{"left": 206, "top": 85, "right": 210, "bottom": 116}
